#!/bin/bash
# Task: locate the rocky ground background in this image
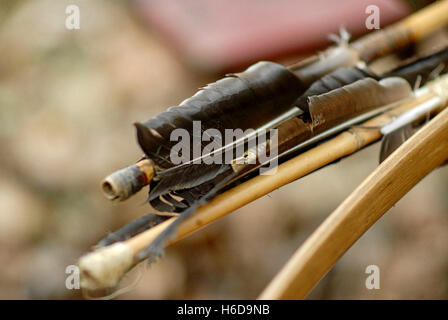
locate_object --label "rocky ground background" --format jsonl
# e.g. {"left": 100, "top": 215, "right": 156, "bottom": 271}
{"left": 0, "top": 0, "right": 447, "bottom": 299}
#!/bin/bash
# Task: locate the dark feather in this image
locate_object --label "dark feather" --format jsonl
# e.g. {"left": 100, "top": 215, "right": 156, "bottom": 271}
{"left": 379, "top": 124, "right": 416, "bottom": 163}
{"left": 305, "top": 77, "right": 412, "bottom": 134}
{"left": 136, "top": 61, "right": 305, "bottom": 203}
{"left": 296, "top": 67, "right": 378, "bottom": 114}
{"left": 384, "top": 47, "right": 448, "bottom": 87}
{"left": 151, "top": 169, "right": 235, "bottom": 213}
{"left": 136, "top": 61, "right": 305, "bottom": 170}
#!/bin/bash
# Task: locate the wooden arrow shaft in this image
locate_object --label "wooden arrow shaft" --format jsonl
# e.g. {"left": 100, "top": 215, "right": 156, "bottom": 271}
{"left": 352, "top": 0, "right": 448, "bottom": 62}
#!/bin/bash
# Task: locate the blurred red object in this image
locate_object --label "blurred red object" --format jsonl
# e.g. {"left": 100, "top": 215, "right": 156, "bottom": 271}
{"left": 135, "top": 0, "right": 411, "bottom": 71}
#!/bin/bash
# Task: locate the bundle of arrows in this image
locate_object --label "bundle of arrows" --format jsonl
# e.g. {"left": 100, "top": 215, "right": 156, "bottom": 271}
{"left": 78, "top": 0, "right": 448, "bottom": 298}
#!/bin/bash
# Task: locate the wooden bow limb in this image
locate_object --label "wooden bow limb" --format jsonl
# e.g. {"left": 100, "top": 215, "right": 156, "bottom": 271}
{"left": 79, "top": 91, "right": 439, "bottom": 290}
{"left": 258, "top": 104, "right": 448, "bottom": 300}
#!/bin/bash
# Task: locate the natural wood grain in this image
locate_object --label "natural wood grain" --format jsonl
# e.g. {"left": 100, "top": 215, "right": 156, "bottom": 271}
{"left": 259, "top": 104, "right": 448, "bottom": 300}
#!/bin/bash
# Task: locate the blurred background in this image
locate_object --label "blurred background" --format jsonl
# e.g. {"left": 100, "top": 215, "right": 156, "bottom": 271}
{"left": 1, "top": 0, "right": 447, "bottom": 299}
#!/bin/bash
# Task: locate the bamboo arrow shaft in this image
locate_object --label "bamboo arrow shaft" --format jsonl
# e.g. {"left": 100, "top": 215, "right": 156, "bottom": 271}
{"left": 259, "top": 104, "right": 448, "bottom": 300}
{"left": 402, "top": 0, "right": 448, "bottom": 40}
{"left": 352, "top": 0, "right": 448, "bottom": 62}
